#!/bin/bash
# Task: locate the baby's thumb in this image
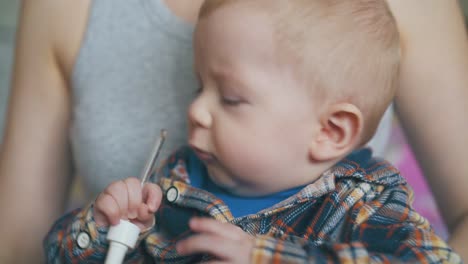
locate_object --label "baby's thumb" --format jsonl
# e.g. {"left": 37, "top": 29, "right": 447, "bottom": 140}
{"left": 142, "top": 183, "right": 163, "bottom": 212}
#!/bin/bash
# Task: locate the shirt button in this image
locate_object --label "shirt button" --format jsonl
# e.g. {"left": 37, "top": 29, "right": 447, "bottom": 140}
{"left": 166, "top": 186, "right": 179, "bottom": 203}
{"left": 76, "top": 232, "right": 91, "bottom": 249}
{"left": 277, "top": 230, "right": 285, "bottom": 237}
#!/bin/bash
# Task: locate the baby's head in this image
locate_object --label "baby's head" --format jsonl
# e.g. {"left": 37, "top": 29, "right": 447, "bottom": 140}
{"left": 188, "top": 0, "right": 400, "bottom": 196}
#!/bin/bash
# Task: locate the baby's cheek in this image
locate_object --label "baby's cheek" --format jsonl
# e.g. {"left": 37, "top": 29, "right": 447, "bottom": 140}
{"left": 215, "top": 126, "right": 277, "bottom": 179}
{"left": 223, "top": 145, "right": 272, "bottom": 180}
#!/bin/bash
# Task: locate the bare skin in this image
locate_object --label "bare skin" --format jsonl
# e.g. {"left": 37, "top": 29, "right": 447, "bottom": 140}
{"left": 0, "top": 0, "right": 466, "bottom": 262}
{"left": 0, "top": 1, "right": 90, "bottom": 262}
{"left": 94, "top": 178, "right": 161, "bottom": 230}
{"left": 386, "top": 0, "right": 468, "bottom": 258}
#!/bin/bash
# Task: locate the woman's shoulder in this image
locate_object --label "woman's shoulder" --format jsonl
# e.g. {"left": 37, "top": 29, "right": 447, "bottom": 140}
{"left": 385, "top": 0, "right": 465, "bottom": 44}
{"left": 19, "top": 0, "right": 93, "bottom": 80}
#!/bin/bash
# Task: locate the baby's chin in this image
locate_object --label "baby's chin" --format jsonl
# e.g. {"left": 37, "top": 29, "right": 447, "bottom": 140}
{"left": 207, "top": 168, "right": 254, "bottom": 196}
{"left": 207, "top": 169, "right": 272, "bottom": 197}
{"left": 207, "top": 168, "right": 238, "bottom": 191}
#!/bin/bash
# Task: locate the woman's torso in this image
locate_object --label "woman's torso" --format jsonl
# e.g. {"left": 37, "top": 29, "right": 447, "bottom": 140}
{"left": 70, "top": 0, "right": 197, "bottom": 197}
{"left": 67, "top": 0, "right": 393, "bottom": 198}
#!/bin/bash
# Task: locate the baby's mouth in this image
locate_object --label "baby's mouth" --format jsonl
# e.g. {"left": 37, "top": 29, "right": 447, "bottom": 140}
{"left": 191, "top": 146, "right": 217, "bottom": 163}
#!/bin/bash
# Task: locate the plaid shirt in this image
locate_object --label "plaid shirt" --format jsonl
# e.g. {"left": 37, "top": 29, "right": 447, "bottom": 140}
{"left": 44, "top": 147, "right": 461, "bottom": 263}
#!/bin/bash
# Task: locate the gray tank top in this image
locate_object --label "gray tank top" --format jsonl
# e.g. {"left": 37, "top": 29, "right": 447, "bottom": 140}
{"left": 71, "top": 0, "right": 392, "bottom": 198}
{"left": 71, "top": 0, "right": 196, "bottom": 197}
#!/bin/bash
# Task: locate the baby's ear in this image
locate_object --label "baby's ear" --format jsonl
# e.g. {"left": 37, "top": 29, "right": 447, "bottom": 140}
{"left": 308, "top": 103, "right": 363, "bottom": 161}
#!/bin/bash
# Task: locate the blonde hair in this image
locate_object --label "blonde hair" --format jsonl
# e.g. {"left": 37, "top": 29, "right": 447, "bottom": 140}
{"left": 199, "top": 0, "right": 400, "bottom": 143}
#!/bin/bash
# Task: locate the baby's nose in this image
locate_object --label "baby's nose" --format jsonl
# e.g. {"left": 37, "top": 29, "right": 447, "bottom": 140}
{"left": 188, "top": 97, "right": 212, "bottom": 129}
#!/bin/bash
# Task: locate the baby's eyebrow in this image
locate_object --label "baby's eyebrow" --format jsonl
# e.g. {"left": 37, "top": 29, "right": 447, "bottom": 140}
{"left": 210, "top": 67, "right": 234, "bottom": 82}
{"left": 204, "top": 64, "right": 258, "bottom": 96}
{"left": 217, "top": 74, "right": 248, "bottom": 94}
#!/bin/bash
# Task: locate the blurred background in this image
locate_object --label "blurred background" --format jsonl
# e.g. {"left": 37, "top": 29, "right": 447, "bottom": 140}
{"left": 1, "top": 1, "right": 468, "bottom": 239}
{"left": 0, "top": 0, "right": 18, "bottom": 136}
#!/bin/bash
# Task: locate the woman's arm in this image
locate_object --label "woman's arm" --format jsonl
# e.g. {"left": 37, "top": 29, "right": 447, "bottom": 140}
{"left": 0, "top": 0, "right": 90, "bottom": 262}
{"left": 386, "top": 0, "right": 468, "bottom": 258}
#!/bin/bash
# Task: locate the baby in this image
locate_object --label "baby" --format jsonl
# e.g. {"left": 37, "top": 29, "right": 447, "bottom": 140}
{"left": 45, "top": 0, "right": 461, "bottom": 263}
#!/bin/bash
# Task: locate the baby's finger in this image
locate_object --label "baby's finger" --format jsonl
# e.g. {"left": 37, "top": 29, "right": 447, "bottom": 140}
{"left": 176, "top": 233, "right": 234, "bottom": 260}
{"left": 189, "top": 217, "right": 245, "bottom": 241}
{"left": 134, "top": 203, "right": 155, "bottom": 230}
{"left": 124, "top": 177, "right": 142, "bottom": 219}
{"left": 142, "top": 183, "right": 162, "bottom": 212}
{"left": 137, "top": 203, "right": 152, "bottom": 222}
{"left": 95, "top": 193, "right": 120, "bottom": 226}
{"left": 104, "top": 180, "right": 129, "bottom": 218}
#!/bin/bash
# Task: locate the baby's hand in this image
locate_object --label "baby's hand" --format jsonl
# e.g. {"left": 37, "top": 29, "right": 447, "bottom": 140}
{"left": 94, "top": 177, "right": 162, "bottom": 230}
{"left": 177, "top": 217, "right": 255, "bottom": 263}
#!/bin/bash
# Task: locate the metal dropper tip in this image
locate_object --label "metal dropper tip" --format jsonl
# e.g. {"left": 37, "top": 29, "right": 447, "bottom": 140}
{"left": 160, "top": 129, "right": 167, "bottom": 138}
{"left": 139, "top": 129, "right": 167, "bottom": 186}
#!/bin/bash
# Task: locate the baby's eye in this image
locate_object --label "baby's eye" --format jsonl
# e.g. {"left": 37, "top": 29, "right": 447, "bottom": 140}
{"left": 221, "top": 96, "right": 243, "bottom": 106}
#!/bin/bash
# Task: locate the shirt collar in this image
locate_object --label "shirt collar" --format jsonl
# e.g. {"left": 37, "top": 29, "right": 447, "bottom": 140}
{"left": 157, "top": 147, "right": 405, "bottom": 217}
{"left": 329, "top": 148, "right": 406, "bottom": 187}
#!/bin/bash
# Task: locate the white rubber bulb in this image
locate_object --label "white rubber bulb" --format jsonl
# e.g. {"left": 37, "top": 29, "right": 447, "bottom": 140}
{"left": 105, "top": 220, "right": 140, "bottom": 264}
